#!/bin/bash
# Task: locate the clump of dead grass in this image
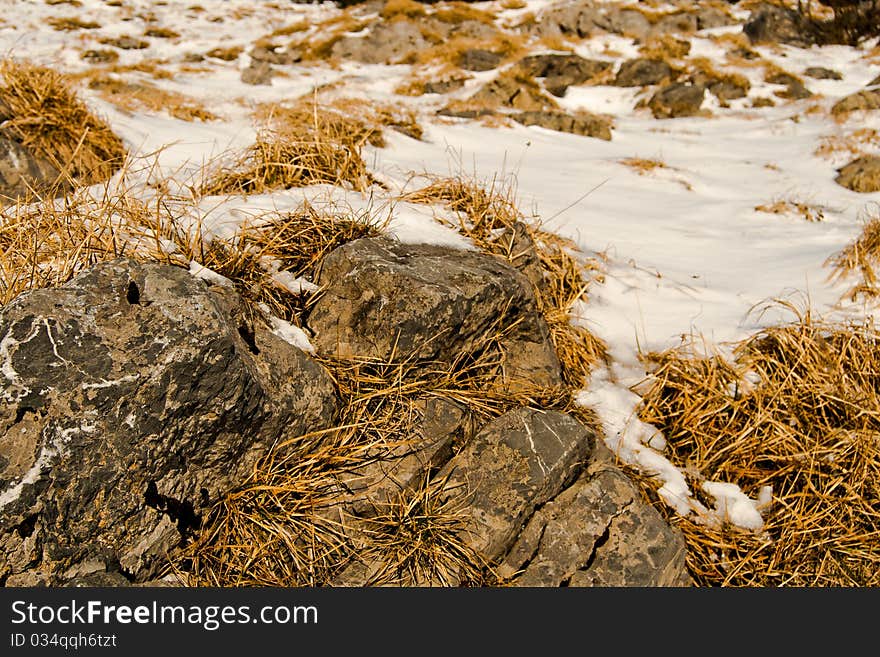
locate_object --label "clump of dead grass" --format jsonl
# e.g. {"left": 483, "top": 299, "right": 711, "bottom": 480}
{"left": 400, "top": 174, "right": 608, "bottom": 385}
{"left": 200, "top": 99, "right": 379, "bottom": 196}
{"left": 86, "top": 75, "right": 217, "bottom": 122}
{"left": 825, "top": 211, "right": 880, "bottom": 301}
{"left": 635, "top": 304, "right": 880, "bottom": 586}
{"left": 48, "top": 16, "right": 100, "bottom": 31}
{"left": 816, "top": 129, "right": 880, "bottom": 160}
{"left": 0, "top": 59, "right": 126, "bottom": 185}
{"left": 755, "top": 198, "right": 825, "bottom": 222}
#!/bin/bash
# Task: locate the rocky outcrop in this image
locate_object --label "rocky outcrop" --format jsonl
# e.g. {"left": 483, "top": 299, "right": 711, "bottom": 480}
{"left": 835, "top": 155, "right": 880, "bottom": 193}
{"left": 512, "top": 110, "right": 613, "bottom": 141}
{"left": 331, "top": 20, "right": 429, "bottom": 65}
{"left": 517, "top": 53, "right": 612, "bottom": 96}
{"left": 499, "top": 441, "right": 692, "bottom": 586}
{"left": 0, "top": 259, "right": 339, "bottom": 586}
{"left": 646, "top": 82, "right": 705, "bottom": 118}
{"left": 307, "top": 238, "right": 564, "bottom": 392}
{"left": 743, "top": 2, "right": 813, "bottom": 47}
{"left": 436, "top": 408, "right": 593, "bottom": 562}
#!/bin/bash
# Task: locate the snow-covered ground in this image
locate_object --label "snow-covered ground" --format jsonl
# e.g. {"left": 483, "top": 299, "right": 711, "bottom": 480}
{"left": 4, "top": 0, "right": 879, "bottom": 531}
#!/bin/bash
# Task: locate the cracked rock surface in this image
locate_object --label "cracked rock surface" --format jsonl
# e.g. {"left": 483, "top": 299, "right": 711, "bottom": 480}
{"left": 0, "top": 258, "right": 339, "bottom": 585}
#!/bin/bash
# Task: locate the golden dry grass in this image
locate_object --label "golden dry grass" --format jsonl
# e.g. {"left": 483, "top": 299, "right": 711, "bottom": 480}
{"left": 200, "top": 99, "right": 379, "bottom": 196}
{"left": 640, "top": 35, "right": 692, "bottom": 60}
{"left": 635, "top": 305, "right": 880, "bottom": 586}
{"left": 619, "top": 157, "right": 668, "bottom": 174}
{"left": 0, "top": 59, "right": 126, "bottom": 186}
{"left": 380, "top": 0, "right": 427, "bottom": 21}
{"left": 48, "top": 16, "right": 100, "bottom": 31}
{"left": 825, "top": 213, "right": 880, "bottom": 301}
{"left": 755, "top": 199, "right": 825, "bottom": 223}
{"left": 86, "top": 76, "right": 217, "bottom": 122}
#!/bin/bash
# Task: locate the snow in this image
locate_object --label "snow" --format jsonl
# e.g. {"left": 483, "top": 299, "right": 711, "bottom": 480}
{"left": 4, "top": 0, "right": 880, "bottom": 530}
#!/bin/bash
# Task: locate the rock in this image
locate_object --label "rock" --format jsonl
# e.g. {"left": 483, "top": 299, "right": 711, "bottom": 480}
{"left": 331, "top": 20, "right": 428, "bottom": 65}
{"left": 468, "top": 73, "right": 556, "bottom": 111}
{"left": 0, "top": 137, "right": 62, "bottom": 203}
{"left": 766, "top": 71, "right": 812, "bottom": 99}
{"left": 804, "top": 66, "right": 842, "bottom": 80}
{"left": 835, "top": 155, "right": 880, "bottom": 193}
{"left": 100, "top": 35, "right": 149, "bottom": 50}
{"left": 614, "top": 58, "right": 674, "bottom": 87}
{"left": 593, "top": 8, "right": 652, "bottom": 40}
{"left": 651, "top": 11, "right": 698, "bottom": 36}
{"left": 80, "top": 49, "right": 119, "bottom": 64}
{"left": 423, "top": 78, "right": 467, "bottom": 94}
{"left": 869, "top": 74, "right": 880, "bottom": 87}
{"left": 436, "top": 408, "right": 594, "bottom": 562}
{"left": 307, "top": 238, "right": 563, "bottom": 391}
{"left": 488, "top": 222, "right": 545, "bottom": 291}
{"left": 0, "top": 259, "right": 339, "bottom": 585}
{"left": 249, "top": 44, "right": 302, "bottom": 66}
{"left": 517, "top": 53, "right": 612, "bottom": 96}
{"left": 457, "top": 49, "right": 504, "bottom": 72}
{"left": 512, "top": 110, "right": 613, "bottom": 141}
{"left": 499, "top": 441, "right": 693, "bottom": 586}
{"left": 526, "top": 1, "right": 602, "bottom": 39}
{"left": 696, "top": 6, "right": 736, "bottom": 30}
{"left": 743, "top": 2, "right": 813, "bottom": 47}
{"left": 832, "top": 89, "right": 880, "bottom": 116}
{"left": 240, "top": 60, "right": 274, "bottom": 85}
{"left": 331, "top": 397, "right": 467, "bottom": 518}
{"left": 646, "top": 82, "right": 705, "bottom": 118}
{"left": 709, "top": 79, "right": 749, "bottom": 101}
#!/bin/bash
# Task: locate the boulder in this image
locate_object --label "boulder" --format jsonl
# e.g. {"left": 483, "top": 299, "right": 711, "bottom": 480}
{"left": 593, "top": 8, "right": 652, "bottom": 40}
{"left": 249, "top": 43, "right": 302, "bottom": 66}
{"left": 423, "top": 78, "right": 467, "bottom": 95}
{"left": 765, "top": 71, "right": 812, "bottom": 100}
{"left": 0, "top": 259, "right": 339, "bottom": 585}
{"left": 467, "top": 74, "right": 556, "bottom": 111}
{"left": 696, "top": 6, "right": 737, "bottom": 30}
{"left": 614, "top": 58, "right": 674, "bottom": 87}
{"left": 651, "top": 11, "right": 698, "bottom": 36}
{"left": 307, "top": 238, "right": 564, "bottom": 391}
{"left": 646, "top": 82, "right": 705, "bottom": 118}
{"left": 331, "top": 20, "right": 429, "bottom": 65}
{"left": 835, "top": 155, "right": 880, "bottom": 193}
{"left": 436, "top": 408, "right": 594, "bottom": 562}
{"left": 743, "top": 2, "right": 813, "bottom": 47}
{"left": 499, "top": 441, "right": 693, "bottom": 586}
{"left": 517, "top": 53, "right": 612, "bottom": 96}
{"left": 512, "top": 110, "right": 613, "bottom": 141}
{"left": 0, "top": 137, "right": 62, "bottom": 203}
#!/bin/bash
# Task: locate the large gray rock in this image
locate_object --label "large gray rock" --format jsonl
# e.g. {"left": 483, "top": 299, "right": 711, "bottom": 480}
{"left": 436, "top": 408, "right": 594, "bottom": 562}
{"left": 0, "top": 259, "right": 339, "bottom": 585}
{"left": 0, "top": 137, "right": 62, "bottom": 203}
{"left": 307, "top": 238, "right": 564, "bottom": 391}
{"left": 499, "top": 441, "right": 693, "bottom": 586}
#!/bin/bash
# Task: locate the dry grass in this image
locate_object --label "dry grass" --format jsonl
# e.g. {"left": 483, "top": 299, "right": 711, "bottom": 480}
{"left": 380, "top": 0, "right": 427, "bottom": 21}
{"left": 48, "top": 16, "right": 100, "bottom": 31}
{"left": 410, "top": 33, "right": 525, "bottom": 69}
{"left": 433, "top": 2, "right": 498, "bottom": 26}
{"left": 144, "top": 26, "right": 180, "bottom": 39}
{"left": 755, "top": 199, "right": 826, "bottom": 223}
{"left": 86, "top": 76, "right": 217, "bottom": 122}
{"left": 636, "top": 305, "right": 880, "bottom": 586}
{"left": 200, "top": 98, "right": 379, "bottom": 196}
{"left": 826, "top": 213, "right": 880, "bottom": 301}
{"left": 400, "top": 174, "right": 609, "bottom": 385}
{"left": 0, "top": 59, "right": 126, "bottom": 186}
{"left": 640, "top": 35, "right": 691, "bottom": 60}
{"left": 619, "top": 157, "right": 668, "bottom": 174}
